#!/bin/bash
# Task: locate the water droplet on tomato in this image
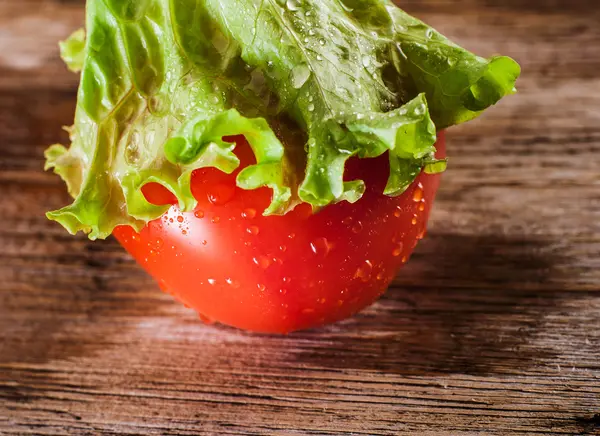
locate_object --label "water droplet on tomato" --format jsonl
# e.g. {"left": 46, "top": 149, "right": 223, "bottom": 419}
{"left": 310, "top": 237, "right": 332, "bottom": 257}
{"left": 418, "top": 228, "right": 427, "bottom": 240}
{"left": 158, "top": 279, "right": 169, "bottom": 293}
{"left": 242, "top": 208, "right": 257, "bottom": 219}
{"left": 226, "top": 278, "right": 240, "bottom": 288}
{"left": 202, "top": 240, "right": 208, "bottom": 246}
{"left": 413, "top": 183, "right": 424, "bottom": 202}
{"left": 253, "top": 255, "right": 272, "bottom": 269}
{"left": 411, "top": 215, "right": 418, "bottom": 225}
{"left": 207, "top": 183, "right": 235, "bottom": 205}
{"left": 207, "top": 278, "right": 216, "bottom": 285}
{"left": 355, "top": 260, "right": 373, "bottom": 282}
{"left": 337, "top": 300, "right": 344, "bottom": 306}
{"left": 177, "top": 216, "right": 184, "bottom": 223}
{"left": 132, "top": 233, "right": 140, "bottom": 242}
{"left": 279, "top": 245, "right": 287, "bottom": 252}
{"left": 351, "top": 221, "right": 364, "bottom": 234}
{"left": 283, "top": 277, "right": 292, "bottom": 284}
{"left": 342, "top": 216, "right": 353, "bottom": 226}
{"left": 212, "top": 216, "right": 221, "bottom": 224}
{"left": 318, "top": 298, "right": 327, "bottom": 304}
{"left": 392, "top": 242, "right": 404, "bottom": 257}
{"left": 206, "top": 184, "right": 235, "bottom": 206}
{"left": 194, "top": 210, "right": 205, "bottom": 219}
{"left": 247, "top": 226, "right": 260, "bottom": 235}
{"left": 401, "top": 256, "right": 408, "bottom": 263}
{"left": 257, "top": 283, "right": 266, "bottom": 292}
{"left": 182, "top": 230, "right": 188, "bottom": 235}
{"left": 279, "top": 289, "right": 288, "bottom": 295}
{"left": 288, "top": 233, "right": 296, "bottom": 239}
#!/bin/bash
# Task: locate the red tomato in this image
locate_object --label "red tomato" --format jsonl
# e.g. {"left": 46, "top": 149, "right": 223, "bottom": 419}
{"left": 114, "top": 132, "right": 445, "bottom": 333}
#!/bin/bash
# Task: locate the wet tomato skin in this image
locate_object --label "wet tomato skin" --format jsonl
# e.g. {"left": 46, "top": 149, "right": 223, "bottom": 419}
{"left": 114, "top": 132, "right": 445, "bottom": 333}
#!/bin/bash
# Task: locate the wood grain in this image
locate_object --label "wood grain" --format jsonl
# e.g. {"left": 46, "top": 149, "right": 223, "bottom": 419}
{"left": 1, "top": 0, "right": 600, "bottom": 434}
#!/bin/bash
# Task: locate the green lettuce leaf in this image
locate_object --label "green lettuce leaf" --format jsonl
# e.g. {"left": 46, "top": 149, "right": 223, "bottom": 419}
{"left": 46, "top": 0, "right": 520, "bottom": 239}
{"left": 59, "top": 28, "right": 86, "bottom": 73}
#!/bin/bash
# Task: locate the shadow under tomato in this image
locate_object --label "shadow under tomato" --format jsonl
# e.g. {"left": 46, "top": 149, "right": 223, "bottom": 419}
{"left": 289, "top": 232, "right": 573, "bottom": 376}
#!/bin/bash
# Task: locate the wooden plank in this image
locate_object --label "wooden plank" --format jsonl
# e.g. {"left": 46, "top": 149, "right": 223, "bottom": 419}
{"left": 1, "top": 0, "right": 599, "bottom": 435}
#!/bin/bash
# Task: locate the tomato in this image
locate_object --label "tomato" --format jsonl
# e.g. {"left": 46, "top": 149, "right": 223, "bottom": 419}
{"left": 114, "top": 132, "right": 445, "bottom": 333}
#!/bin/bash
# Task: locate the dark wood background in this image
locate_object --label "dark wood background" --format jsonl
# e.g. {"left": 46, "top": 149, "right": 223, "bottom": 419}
{"left": 1, "top": 0, "right": 599, "bottom": 434}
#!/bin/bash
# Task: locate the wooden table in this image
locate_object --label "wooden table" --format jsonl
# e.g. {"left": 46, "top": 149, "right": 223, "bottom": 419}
{"left": 1, "top": 0, "right": 599, "bottom": 434}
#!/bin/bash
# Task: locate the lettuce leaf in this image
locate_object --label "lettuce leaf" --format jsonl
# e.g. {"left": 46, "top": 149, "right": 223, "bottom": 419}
{"left": 59, "top": 28, "right": 86, "bottom": 73}
{"left": 46, "top": 0, "right": 519, "bottom": 239}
